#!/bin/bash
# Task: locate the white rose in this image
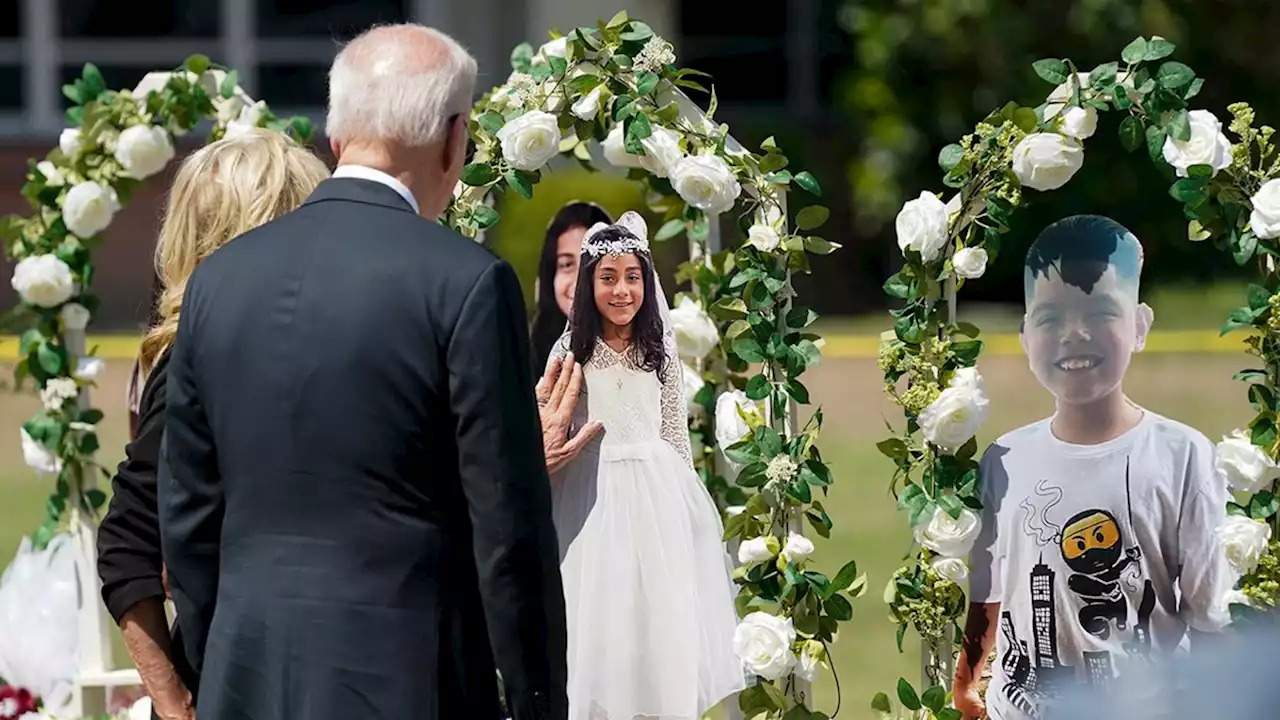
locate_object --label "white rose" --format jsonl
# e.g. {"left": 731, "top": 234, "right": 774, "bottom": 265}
{"left": 59, "top": 128, "right": 82, "bottom": 157}
{"left": 570, "top": 85, "right": 603, "bottom": 121}
{"left": 1215, "top": 429, "right": 1280, "bottom": 494}
{"left": 930, "top": 556, "right": 970, "bottom": 584}
{"left": 636, "top": 127, "right": 683, "bottom": 179}
{"left": 1012, "top": 133, "right": 1084, "bottom": 191}
{"left": 780, "top": 532, "right": 815, "bottom": 564}
{"left": 747, "top": 224, "right": 780, "bottom": 252}
{"left": 952, "top": 247, "right": 988, "bottom": 279}
{"left": 74, "top": 356, "right": 105, "bottom": 382}
{"left": 1059, "top": 105, "right": 1097, "bottom": 140}
{"left": 738, "top": 535, "right": 779, "bottom": 566}
{"left": 682, "top": 362, "right": 705, "bottom": 415}
{"left": 1216, "top": 515, "right": 1272, "bottom": 575}
{"left": 1162, "top": 110, "right": 1232, "bottom": 178}
{"left": 127, "top": 696, "right": 153, "bottom": 720}
{"left": 670, "top": 295, "right": 719, "bottom": 361}
{"left": 60, "top": 302, "right": 90, "bottom": 331}
{"left": 536, "top": 37, "right": 568, "bottom": 62}
{"left": 224, "top": 100, "right": 267, "bottom": 138}
{"left": 215, "top": 94, "right": 247, "bottom": 124}
{"left": 914, "top": 506, "right": 982, "bottom": 558}
{"left": 62, "top": 181, "right": 120, "bottom": 238}
{"left": 715, "top": 389, "right": 758, "bottom": 450}
{"left": 671, "top": 154, "right": 741, "bottom": 215}
{"left": 36, "top": 160, "right": 64, "bottom": 187}
{"left": 948, "top": 366, "right": 985, "bottom": 394}
{"left": 918, "top": 383, "right": 989, "bottom": 453}
{"left": 895, "top": 191, "right": 950, "bottom": 263}
{"left": 1044, "top": 71, "right": 1132, "bottom": 119}
{"left": 114, "top": 124, "right": 175, "bottom": 179}
{"left": 732, "top": 612, "right": 797, "bottom": 681}
{"left": 21, "top": 428, "right": 61, "bottom": 475}
{"left": 495, "top": 110, "right": 560, "bottom": 172}
{"left": 11, "top": 254, "right": 76, "bottom": 308}
{"left": 540, "top": 80, "right": 564, "bottom": 113}
{"left": 1249, "top": 179, "right": 1280, "bottom": 240}
{"left": 602, "top": 125, "right": 642, "bottom": 168}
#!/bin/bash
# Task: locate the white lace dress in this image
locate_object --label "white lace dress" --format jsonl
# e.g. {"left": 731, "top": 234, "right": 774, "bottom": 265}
{"left": 548, "top": 338, "right": 746, "bottom": 720}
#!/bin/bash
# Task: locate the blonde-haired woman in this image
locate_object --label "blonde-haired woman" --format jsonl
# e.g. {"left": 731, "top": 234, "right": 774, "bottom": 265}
{"left": 97, "top": 129, "right": 329, "bottom": 720}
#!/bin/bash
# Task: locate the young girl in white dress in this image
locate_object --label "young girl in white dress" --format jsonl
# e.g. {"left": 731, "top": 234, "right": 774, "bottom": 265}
{"left": 547, "top": 212, "right": 746, "bottom": 719}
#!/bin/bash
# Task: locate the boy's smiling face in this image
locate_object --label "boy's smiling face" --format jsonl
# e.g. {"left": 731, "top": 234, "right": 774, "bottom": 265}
{"left": 1023, "top": 264, "right": 1148, "bottom": 405}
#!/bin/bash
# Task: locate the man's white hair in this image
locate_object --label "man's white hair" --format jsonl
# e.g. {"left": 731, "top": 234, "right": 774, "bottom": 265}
{"left": 327, "top": 24, "right": 477, "bottom": 147}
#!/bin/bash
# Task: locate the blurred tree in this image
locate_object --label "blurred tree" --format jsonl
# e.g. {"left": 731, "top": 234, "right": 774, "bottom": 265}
{"left": 838, "top": 0, "right": 1280, "bottom": 303}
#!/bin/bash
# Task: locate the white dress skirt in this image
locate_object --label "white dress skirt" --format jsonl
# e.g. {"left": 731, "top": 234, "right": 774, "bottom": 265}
{"left": 549, "top": 339, "right": 746, "bottom": 719}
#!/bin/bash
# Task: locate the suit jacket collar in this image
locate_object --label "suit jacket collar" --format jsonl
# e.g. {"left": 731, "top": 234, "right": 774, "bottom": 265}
{"left": 303, "top": 177, "right": 418, "bottom": 214}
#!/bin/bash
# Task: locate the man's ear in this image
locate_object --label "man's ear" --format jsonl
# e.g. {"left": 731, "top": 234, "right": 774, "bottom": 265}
{"left": 329, "top": 137, "right": 342, "bottom": 161}
{"left": 1134, "top": 302, "right": 1155, "bottom": 352}
{"left": 442, "top": 114, "right": 467, "bottom": 173}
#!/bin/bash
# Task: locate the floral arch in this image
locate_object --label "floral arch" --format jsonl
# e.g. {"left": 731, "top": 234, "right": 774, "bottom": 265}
{"left": 874, "top": 35, "right": 1280, "bottom": 717}
{"left": 4, "top": 13, "right": 857, "bottom": 720}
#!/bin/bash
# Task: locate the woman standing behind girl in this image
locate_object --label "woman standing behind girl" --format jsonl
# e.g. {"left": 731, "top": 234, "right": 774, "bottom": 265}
{"left": 548, "top": 212, "right": 745, "bottom": 719}
{"left": 96, "top": 129, "right": 330, "bottom": 720}
{"left": 529, "top": 201, "right": 612, "bottom": 373}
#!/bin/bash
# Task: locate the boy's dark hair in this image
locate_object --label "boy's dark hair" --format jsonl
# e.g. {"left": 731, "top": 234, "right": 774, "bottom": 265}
{"left": 1024, "top": 214, "right": 1144, "bottom": 299}
{"left": 568, "top": 226, "right": 667, "bottom": 377}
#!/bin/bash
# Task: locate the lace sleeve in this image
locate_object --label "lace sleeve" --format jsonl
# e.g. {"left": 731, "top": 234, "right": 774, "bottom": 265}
{"left": 659, "top": 356, "right": 694, "bottom": 467}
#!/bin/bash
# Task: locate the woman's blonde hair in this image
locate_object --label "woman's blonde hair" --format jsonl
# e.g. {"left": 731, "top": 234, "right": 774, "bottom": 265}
{"left": 137, "top": 129, "right": 330, "bottom": 374}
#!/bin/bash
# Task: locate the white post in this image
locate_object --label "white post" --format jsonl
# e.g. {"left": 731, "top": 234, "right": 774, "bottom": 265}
{"left": 21, "top": 0, "right": 59, "bottom": 133}
{"left": 221, "top": 0, "right": 256, "bottom": 95}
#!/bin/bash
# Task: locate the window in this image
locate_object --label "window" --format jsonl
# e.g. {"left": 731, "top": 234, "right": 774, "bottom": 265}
{"left": 59, "top": 0, "right": 218, "bottom": 38}
{"left": 678, "top": 2, "right": 788, "bottom": 104}
{"left": 0, "top": 3, "right": 18, "bottom": 38}
{"left": 257, "top": 64, "right": 330, "bottom": 108}
{"left": 58, "top": 65, "right": 162, "bottom": 108}
{"left": 257, "top": 0, "right": 409, "bottom": 39}
{"left": 0, "top": 66, "right": 20, "bottom": 109}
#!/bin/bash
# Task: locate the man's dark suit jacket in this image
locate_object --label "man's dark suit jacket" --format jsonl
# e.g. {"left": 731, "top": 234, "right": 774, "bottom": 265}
{"left": 157, "top": 177, "right": 568, "bottom": 720}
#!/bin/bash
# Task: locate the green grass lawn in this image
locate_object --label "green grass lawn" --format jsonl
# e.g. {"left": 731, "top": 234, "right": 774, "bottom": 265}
{"left": 0, "top": 343, "right": 1254, "bottom": 715}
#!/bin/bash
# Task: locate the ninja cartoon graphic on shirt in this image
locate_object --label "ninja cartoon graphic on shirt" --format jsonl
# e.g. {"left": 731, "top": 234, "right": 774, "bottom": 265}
{"left": 1059, "top": 508, "right": 1141, "bottom": 640}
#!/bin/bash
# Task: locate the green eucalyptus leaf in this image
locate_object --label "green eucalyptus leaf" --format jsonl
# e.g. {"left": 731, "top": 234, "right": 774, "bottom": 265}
{"left": 1118, "top": 116, "right": 1143, "bottom": 152}
{"left": 1252, "top": 417, "right": 1278, "bottom": 447}
{"left": 462, "top": 163, "right": 498, "bottom": 186}
{"left": 1248, "top": 284, "right": 1272, "bottom": 311}
{"left": 830, "top": 560, "right": 860, "bottom": 595}
{"left": 86, "top": 488, "right": 107, "bottom": 510}
{"left": 1235, "top": 231, "right": 1259, "bottom": 266}
{"left": 796, "top": 205, "right": 829, "bottom": 231}
{"left": 710, "top": 296, "right": 748, "bottom": 321}
{"left": 1250, "top": 491, "right": 1280, "bottom": 520}
{"left": 1146, "top": 125, "right": 1168, "bottom": 162}
{"left": 37, "top": 342, "right": 65, "bottom": 375}
{"left": 1166, "top": 108, "right": 1191, "bottom": 142}
{"left": 732, "top": 337, "right": 766, "bottom": 363}
{"left": 219, "top": 69, "right": 239, "bottom": 99}
{"left": 823, "top": 592, "right": 853, "bottom": 621}
{"left": 1222, "top": 307, "right": 1260, "bottom": 335}
{"left": 877, "top": 438, "right": 909, "bottom": 460}
{"left": 505, "top": 171, "right": 533, "bottom": 199}
{"left": 785, "top": 378, "right": 810, "bottom": 404}
{"left": 745, "top": 374, "right": 771, "bottom": 401}
{"left": 1144, "top": 36, "right": 1176, "bottom": 60}
{"left": 472, "top": 205, "right": 500, "bottom": 229}
{"left": 1032, "top": 58, "right": 1069, "bottom": 85}
{"left": 938, "top": 144, "right": 964, "bottom": 172}
{"left": 922, "top": 685, "right": 947, "bottom": 714}
{"left": 793, "top": 171, "right": 822, "bottom": 196}
{"left": 1184, "top": 77, "right": 1205, "bottom": 101}
{"left": 897, "top": 677, "right": 922, "bottom": 711}
{"left": 1156, "top": 61, "right": 1195, "bottom": 90}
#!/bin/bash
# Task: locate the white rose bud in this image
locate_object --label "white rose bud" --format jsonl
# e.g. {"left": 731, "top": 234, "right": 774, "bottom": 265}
{"left": 795, "top": 647, "right": 821, "bottom": 683}
{"left": 914, "top": 506, "right": 982, "bottom": 558}
{"left": 1059, "top": 105, "right": 1098, "bottom": 140}
{"left": 895, "top": 191, "right": 950, "bottom": 263}
{"left": 21, "top": 428, "right": 62, "bottom": 475}
{"left": 1162, "top": 110, "right": 1232, "bottom": 178}
{"left": 671, "top": 154, "right": 741, "bottom": 215}
{"left": 602, "top": 124, "right": 643, "bottom": 169}
{"left": 681, "top": 362, "right": 705, "bottom": 415}
{"left": 215, "top": 95, "right": 247, "bottom": 124}
{"left": 732, "top": 612, "right": 798, "bottom": 681}
{"left": 1249, "top": 178, "right": 1280, "bottom": 240}
{"left": 1216, "top": 515, "right": 1272, "bottom": 575}
{"left": 715, "top": 389, "right": 758, "bottom": 452}
{"left": 36, "top": 161, "right": 64, "bottom": 187}
{"left": 930, "top": 555, "right": 970, "bottom": 584}
{"left": 747, "top": 224, "right": 780, "bottom": 253}
{"left": 59, "top": 128, "right": 83, "bottom": 157}
{"left": 738, "top": 535, "right": 780, "bottom": 566}
{"left": 59, "top": 302, "right": 91, "bottom": 331}
{"left": 224, "top": 100, "right": 267, "bottom": 139}
{"left": 570, "top": 85, "right": 603, "bottom": 121}
{"left": 536, "top": 36, "right": 568, "bottom": 62}
{"left": 74, "top": 356, "right": 105, "bottom": 382}
{"left": 918, "top": 382, "right": 989, "bottom": 453}
{"left": 62, "top": 181, "right": 120, "bottom": 238}
{"left": 948, "top": 366, "right": 986, "bottom": 394}
{"left": 114, "top": 124, "right": 175, "bottom": 179}
{"left": 952, "top": 247, "right": 988, "bottom": 280}
{"left": 11, "top": 255, "right": 76, "bottom": 308}
{"left": 495, "top": 110, "right": 561, "bottom": 172}
{"left": 636, "top": 127, "right": 683, "bottom": 179}
{"left": 780, "top": 532, "right": 815, "bottom": 564}
{"left": 669, "top": 295, "right": 719, "bottom": 362}
{"left": 1215, "top": 429, "right": 1280, "bottom": 495}
{"left": 1012, "top": 133, "right": 1085, "bottom": 192}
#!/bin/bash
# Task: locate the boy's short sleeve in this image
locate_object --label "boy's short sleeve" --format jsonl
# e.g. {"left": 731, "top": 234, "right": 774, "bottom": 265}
{"left": 968, "top": 445, "right": 1008, "bottom": 604}
{"left": 1175, "top": 435, "right": 1233, "bottom": 632}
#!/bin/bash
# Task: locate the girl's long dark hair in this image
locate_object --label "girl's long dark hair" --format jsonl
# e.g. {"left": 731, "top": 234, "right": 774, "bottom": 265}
{"left": 568, "top": 227, "right": 667, "bottom": 378}
{"left": 530, "top": 201, "right": 613, "bottom": 373}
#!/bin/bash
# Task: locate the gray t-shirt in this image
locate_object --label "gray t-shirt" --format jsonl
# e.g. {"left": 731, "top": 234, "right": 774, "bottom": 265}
{"left": 969, "top": 411, "right": 1232, "bottom": 720}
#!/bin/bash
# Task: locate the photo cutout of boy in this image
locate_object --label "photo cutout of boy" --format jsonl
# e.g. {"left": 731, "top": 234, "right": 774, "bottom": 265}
{"left": 952, "top": 215, "right": 1234, "bottom": 720}
{"left": 1020, "top": 214, "right": 1153, "bottom": 440}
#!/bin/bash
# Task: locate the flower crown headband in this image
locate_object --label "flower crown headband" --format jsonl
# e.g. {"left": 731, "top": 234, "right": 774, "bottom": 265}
{"left": 582, "top": 211, "right": 650, "bottom": 257}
